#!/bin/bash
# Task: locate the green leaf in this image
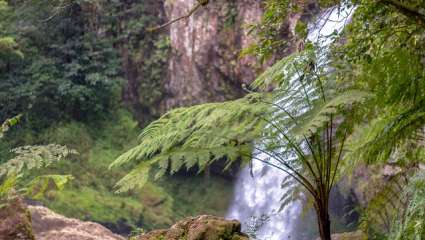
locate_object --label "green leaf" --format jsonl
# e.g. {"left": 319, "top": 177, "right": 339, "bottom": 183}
{"left": 24, "top": 175, "right": 74, "bottom": 199}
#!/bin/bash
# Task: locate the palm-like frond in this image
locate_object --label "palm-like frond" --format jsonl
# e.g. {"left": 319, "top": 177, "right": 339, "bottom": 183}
{"left": 251, "top": 47, "right": 315, "bottom": 90}
{"left": 111, "top": 94, "right": 269, "bottom": 191}
{"left": 291, "top": 90, "right": 372, "bottom": 139}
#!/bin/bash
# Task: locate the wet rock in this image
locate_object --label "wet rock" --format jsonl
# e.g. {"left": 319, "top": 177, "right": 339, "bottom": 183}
{"left": 0, "top": 197, "right": 35, "bottom": 240}
{"left": 29, "top": 205, "right": 124, "bottom": 240}
{"left": 136, "top": 215, "right": 249, "bottom": 240}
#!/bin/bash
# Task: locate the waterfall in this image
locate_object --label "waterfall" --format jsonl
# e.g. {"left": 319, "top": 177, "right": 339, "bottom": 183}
{"left": 226, "top": 4, "right": 356, "bottom": 240}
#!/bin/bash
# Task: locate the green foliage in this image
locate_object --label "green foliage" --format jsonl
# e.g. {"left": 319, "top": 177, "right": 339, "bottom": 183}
{"left": 0, "top": 144, "right": 77, "bottom": 177}
{"left": 0, "top": 115, "right": 76, "bottom": 202}
{"left": 25, "top": 174, "right": 74, "bottom": 200}
{"left": 0, "top": 144, "right": 76, "bottom": 200}
{"left": 111, "top": 94, "right": 269, "bottom": 192}
{"left": 389, "top": 173, "right": 425, "bottom": 240}
{"left": 242, "top": 0, "right": 295, "bottom": 61}
{"left": 2, "top": 110, "right": 232, "bottom": 231}
{"left": 358, "top": 170, "right": 410, "bottom": 236}
{"left": 336, "top": 5, "right": 425, "bottom": 169}
{"left": 0, "top": 114, "right": 21, "bottom": 139}
{"left": 101, "top": 0, "right": 170, "bottom": 122}
{"left": 346, "top": 103, "right": 425, "bottom": 166}
{"left": 0, "top": 174, "right": 18, "bottom": 199}
{"left": 359, "top": 170, "right": 425, "bottom": 240}
{"left": 0, "top": 37, "right": 23, "bottom": 61}
{"left": 0, "top": 0, "right": 122, "bottom": 123}
{"left": 291, "top": 90, "right": 372, "bottom": 138}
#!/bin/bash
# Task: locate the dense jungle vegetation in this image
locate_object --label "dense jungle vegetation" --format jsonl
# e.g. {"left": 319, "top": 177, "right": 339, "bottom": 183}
{"left": 0, "top": 0, "right": 233, "bottom": 234}
{"left": 1, "top": 0, "right": 425, "bottom": 239}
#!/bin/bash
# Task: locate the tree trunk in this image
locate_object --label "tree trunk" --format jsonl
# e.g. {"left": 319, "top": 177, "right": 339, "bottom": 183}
{"left": 315, "top": 204, "right": 331, "bottom": 240}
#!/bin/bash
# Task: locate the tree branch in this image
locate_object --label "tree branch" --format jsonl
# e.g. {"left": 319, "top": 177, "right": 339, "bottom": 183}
{"left": 147, "top": 0, "right": 209, "bottom": 32}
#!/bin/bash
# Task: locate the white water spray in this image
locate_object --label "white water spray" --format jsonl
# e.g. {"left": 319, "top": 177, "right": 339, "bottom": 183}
{"left": 226, "top": 4, "right": 356, "bottom": 240}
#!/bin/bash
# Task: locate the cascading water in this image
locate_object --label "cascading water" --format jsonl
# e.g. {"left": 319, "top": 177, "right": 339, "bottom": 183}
{"left": 226, "top": 4, "right": 356, "bottom": 240}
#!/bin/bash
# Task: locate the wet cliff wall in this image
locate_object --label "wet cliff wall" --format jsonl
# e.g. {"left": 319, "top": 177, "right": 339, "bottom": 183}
{"left": 162, "top": 0, "right": 263, "bottom": 109}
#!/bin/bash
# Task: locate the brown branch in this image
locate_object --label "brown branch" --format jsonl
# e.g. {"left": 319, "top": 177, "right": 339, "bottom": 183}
{"left": 41, "top": 2, "right": 74, "bottom": 23}
{"left": 147, "top": 0, "right": 209, "bottom": 32}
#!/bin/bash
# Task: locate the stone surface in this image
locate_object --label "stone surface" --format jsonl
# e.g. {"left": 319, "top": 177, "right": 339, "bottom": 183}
{"left": 0, "top": 197, "right": 35, "bottom": 240}
{"left": 136, "top": 215, "right": 249, "bottom": 240}
{"left": 29, "top": 205, "right": 124, "bottom": 240}
{"left": 163, "top": 0, "right": 263, "bottom": 110}
{"left": 315, "top": 231, "right": 367, "bottom": 240}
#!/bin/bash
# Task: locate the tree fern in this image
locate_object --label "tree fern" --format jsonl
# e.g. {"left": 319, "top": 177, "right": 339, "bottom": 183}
{"left": 112, "top": 44, "right": 370, "bottom": 201}
{"left": 112, "top": 11, "right": 371, "bottom": 237}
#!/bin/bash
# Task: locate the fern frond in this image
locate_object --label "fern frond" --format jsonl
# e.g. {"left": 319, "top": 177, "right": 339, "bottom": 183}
{"left": 111, "top": 94, "right": 268, "bottom": 191}
{"left": 0, "top": 144, "right": 78, "bottom": 177}
{"left": 346, "top": 100, "right": 425, "bottom": 166}
{"left": 361, "top": 170, "right": 425, "bottom": 238}
{"left": 114, "top": 144, "right": 253, "bottom": 193}
{"left": 110, "top": 94, "right": 269, "bottom": 169}
{"left": 251, "top": 48, "right": 315, "bottom": 90}
{"left": 389, "top": 173, "right": 425, "bottom": 239}
{"left": 291, "top": 90, "right": 372, "bottom": 138}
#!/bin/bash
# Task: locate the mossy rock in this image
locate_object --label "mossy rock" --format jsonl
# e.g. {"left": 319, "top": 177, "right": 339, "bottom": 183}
{"left": 0, "top": 197, "right": 35, "bottom": 240}
{"left": 315, "top": 231, "right": 368, "bottom": 240}
{"left": 136, "top": 215, "right": 249, "bottom": 240}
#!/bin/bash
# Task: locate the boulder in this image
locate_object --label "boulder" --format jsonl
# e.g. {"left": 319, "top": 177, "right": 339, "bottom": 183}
{"left": 137, "top": 215, "right": 249, "bottom": 240}
{"left": 0, "top": 197, "right": 34, "bottom": 240}
{"left": 316, "top": 231, "right": 367, "bottom": 240}
{"left": 29, "top": 205, "right": 124, "bottom": 240}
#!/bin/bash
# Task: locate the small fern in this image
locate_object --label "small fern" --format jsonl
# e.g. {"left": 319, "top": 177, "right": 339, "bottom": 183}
{"left": 0, "top": 144, "right": 78, "bottom": 177}
{"left": 0, "top": 144, "right": 77, "bottom": 201}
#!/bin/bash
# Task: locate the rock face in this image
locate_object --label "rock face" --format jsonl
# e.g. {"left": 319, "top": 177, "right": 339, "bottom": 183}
{"left": 29, "top": 205, "right": 124, "bottom": 240}
{"left": 162, "top": 0, "right": 263, "bottom": 110}
{"left": 136, "top": 215, "right": 249, "bottom": 240}
{"left": 0, "top": 197, "right": 34, "bottom": 240}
